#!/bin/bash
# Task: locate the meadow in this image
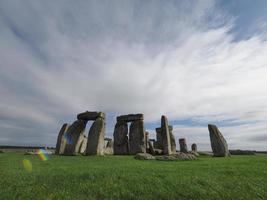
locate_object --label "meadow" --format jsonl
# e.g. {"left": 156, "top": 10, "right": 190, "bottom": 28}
{"left": 1, "top": 153, "right": 267, "bottom": 200}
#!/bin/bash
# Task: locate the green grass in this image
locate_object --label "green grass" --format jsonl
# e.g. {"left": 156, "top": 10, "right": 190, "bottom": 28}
{"left": 1, "top": 153, "right": 267, "bottom": 200}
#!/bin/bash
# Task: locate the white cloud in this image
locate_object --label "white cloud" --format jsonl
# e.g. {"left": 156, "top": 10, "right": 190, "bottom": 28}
{"left": 0, "top": 0, "right": 267, "bottom": 149}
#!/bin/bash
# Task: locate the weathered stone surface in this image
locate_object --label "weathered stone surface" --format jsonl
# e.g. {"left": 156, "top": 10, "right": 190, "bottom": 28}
{"left": 79, "top": 135, "right": 87, "bottom": 154}
{"left": 77, "top": 111, "right": 105, "bottom": 121}
{"left": 106, "top": 139, "right": 114, "bottom": 148}
{"left": 129, "top": 120, "right": 146, "bottom": 155}
{"left": 191, "top": 143, "right": 197, "bottom": 152}
{"left": 169, "top": 127, "right": 177, "bottom": 153}
{"left": 104, "top": 147, "right": 113, "bottom": 155}
{"left": 208, "top": 124, "right": 230, "bottom": 157}
{"left": 134, "top": 153, "right": 155, "bottom": 160}
{"left": 86, "top": 117, "right": 105, "bottom": 155}
{"left": 154, "top": 148, "right": 163, "bottom": 155}
{"left": 179, "top": 138, "right": 188, "bottom": 153}
{"left": 161, "top": 115, "right": 172, "bottom": 155}
{"left": 113, "top": 122, "right": 129, "bottom": 155}
{"left": 55, "top": 123, "right": 69, "bottom": 155}
{"left": 117, "top": 114, "right": 143, "bottom": 122}
{"left": 145, "top": 131, "right": 149, "bottom": 150}
{"left": 148, "top": 141, "right": 156, "bottom": 155}
{"left": 156, "top": 153, "right": 197, "bottom": 161}
{"left": 64, "top": 120, "right": 87, "bottom": 155}
{"left": 155, "top": 125, "right": 175, "bottom": 152}
{"left": 155, "top": 128, "right": 163, "bottom": 149}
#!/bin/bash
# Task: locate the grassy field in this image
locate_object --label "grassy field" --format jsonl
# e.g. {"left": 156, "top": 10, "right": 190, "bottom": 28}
{"left": 1, "top": 153, "right": 267, "bottom": 200}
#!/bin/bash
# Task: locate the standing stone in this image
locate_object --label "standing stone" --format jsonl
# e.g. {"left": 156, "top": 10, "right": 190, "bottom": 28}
{"left": 191, "top": 143, "right": 197, "bottom": 152}
{"left": 129, "top": 120, "right": 146, "bottom": 154}
{"left": 148, "top": 141, "right": 156, "bottom": 155}
{"left": 179, "top": 138, "right": 188, "bottom": 153}
{"left": 169, "top": 126, "right": 177, "bottom": 153}
{"left": 79, "top": 135, "right": 87, "bottom": 154}
{"left": 64, "top": 120, "right": 87, "bottom": 155}
{"left": 155, "top": 128, "right": 163, "bottom": 149}
{"left": 55, "top": 123, "right": 69, "bottom": 155}
{"left": 113, "top": 122, "right": 129, "bottom": 155}
{"left": 208, "top": 124, "right": 230, "bottom": 157}
{"left": 86, "top": 117, "right": 105, "bottom": 155}
{"left": 161, "top": 115, "right": 172, "bottom": 155}
{"left": 145, "top": 131, "right": 149, "bottom": 150}
{"left": 106, "top": 139, "right": 114, "bottom": 148}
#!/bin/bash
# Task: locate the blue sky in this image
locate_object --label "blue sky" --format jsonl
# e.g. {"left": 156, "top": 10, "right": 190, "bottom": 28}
{"left": 1, "top": 0, "right": 267, "bottom": 150}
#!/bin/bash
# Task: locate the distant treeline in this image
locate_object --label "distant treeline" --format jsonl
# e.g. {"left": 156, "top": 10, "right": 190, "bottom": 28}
{"left": 0, "top": 145, "right": 55, "bottom": 149}
{"left": 229, "top": 149, "right": 267, "bottom": 155}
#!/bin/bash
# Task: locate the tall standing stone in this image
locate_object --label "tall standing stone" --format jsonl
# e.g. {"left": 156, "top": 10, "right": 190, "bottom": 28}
{"left": 155, "top": 128, "right": 163, "bottom": 149}
{"left": 55, "top": 123, "right": 69, "bottom": 155}
{"left": 129, "top": 120, "right": 146, "bottom": 154}
{"left": 113, "top": 122, "right": 129, "bottom": 155}
{"left": 86, "top": 117, "right": 105, "bottom": 155}
{"left": 161, "top": 115, "right": 172, "bottom": 155}
{"left": 169, "top": 126, "right": 177, "bottom": 153}
{"left": 208, "top": 124, "right": 230, "bottom": 157}
{"left": 79, "top": 135, "right": 87, "bottom": 154}
{"left": 191, "top": 143, "right": 197, "bottom": 152}
{"left": 179, "top": 138, "right": 188, "bottom": 153}
{"left": 64, "top": 120, "right": 87, "bottom": 155}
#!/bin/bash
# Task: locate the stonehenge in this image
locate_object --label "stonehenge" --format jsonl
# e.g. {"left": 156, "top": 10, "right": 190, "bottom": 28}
{"left": 208, "top": 124, "right": 230, "bottom": 157}
{"left": 153, "top": 116, "right": 176, "bottom": 155}
{"left": 55, "top": 112, "right": 230, "bottom": 160}
{"left": 55, "top": 111, "right": 106, "bottom": 156}
{"left": 179, "top": 138, "right": 188, "bottom": 153}
{"left": 113, "top": 114, "right": 146, "bottom": 155}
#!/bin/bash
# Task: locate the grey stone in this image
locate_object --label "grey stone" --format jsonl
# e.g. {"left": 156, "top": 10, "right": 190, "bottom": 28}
{"left": 117, "top": 114, "right": 143, "bottom": 122}
{"left": 155, "top": 125, "right": 175, "bottom": 153}
{"left": 148, "top": 141, "right": 156, "bottom": 155}
{"left": 191, "top": 143, "right": 197, "bottom": 152}
{"left": 161, "top": 115, "right": 172, "bottom": 155}
{"left": 134, "top": 153, "right": 155, "bottom": 160}
{"left": 156, "top": 153, "right": 197, "bottom": 161}
{"left": 208, "top": 124, "right": 230, "bottom": 157}
{"left": 154, "top": 148, "right": 163, "bottom": 155}
{"left": 129, "top": 120, "right": 146, "bottom": 155}
{"left": 64, "top": 120, "right": 87, "bottom": 155}
{"left": 106, "top": 139, "right": 114, "bottom": 148}
{"left": 113, "top": 122, "right": 129, "bottom": 155}
{"left": 79, "top": 135, "right": 87, "bottom": 154}
{"left": 169, "top": 127, "right": 177, "bottom": 153}
{"left": 145, "top": 131, "right": 149, "bottom": 150}
{"left": 179, "top": 138, "right": 188, "bottom": 153}
{"left": 77, "top": 111, "right": 105, "bottom": 121}
{"left": 86, "top": 117, "right": 105, "bottom": 155}
{"left": 55, "top": 123, "right": 69, "bottom": 155}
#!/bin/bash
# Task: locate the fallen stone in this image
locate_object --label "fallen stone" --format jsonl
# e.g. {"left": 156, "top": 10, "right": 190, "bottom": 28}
{"left": 117, "top": 114, "right": 143, "bottom": 122}
{"left": 134, "top": 153, "right": 155, "bottom": 160}
{"left": 77, "top": 111, "right": 105, "bottom": 121}
{"left": 86, "top": 117, "right": 105, "bottom": 155}
{"left": 208, "top": 124, "right": 230, "bottom": 157}
{"left": 55, "top": 123, "right": 69, "bottom": 155}
{"left": 154, "top": 149, "right": 163, "bottom": 155}
{"left": 156, "top": 152, "right": 197, "bottom": 161}
{"left": 129, "top": 120, "right": 146, "bottom": 155}
{"left": 179, "top": 138, "right": 188, "bottom": 153}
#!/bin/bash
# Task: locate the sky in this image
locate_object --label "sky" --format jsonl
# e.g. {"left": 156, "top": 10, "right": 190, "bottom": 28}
{"left": 0, "top": 0, "right": 267, "bottom": 151}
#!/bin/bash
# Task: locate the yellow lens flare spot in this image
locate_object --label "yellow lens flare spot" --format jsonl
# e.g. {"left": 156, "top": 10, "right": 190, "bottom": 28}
{"left": 22, "top": 159, "right": 32, "bottom": 172}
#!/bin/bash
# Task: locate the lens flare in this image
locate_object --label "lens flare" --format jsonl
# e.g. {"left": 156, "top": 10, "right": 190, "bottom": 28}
{"left": 64, "top": 132, "right": 73, "bottom": 145}
{"left": 22, "top": 159, "right": 32, "bottom": 172}
{"left": 36, "top": 149, "right": 49, "bottom": 161}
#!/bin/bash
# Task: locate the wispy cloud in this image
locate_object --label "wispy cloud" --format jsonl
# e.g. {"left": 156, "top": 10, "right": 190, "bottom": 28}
{"left": 0, "top": 0, "right": 267, "bottom": 150}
